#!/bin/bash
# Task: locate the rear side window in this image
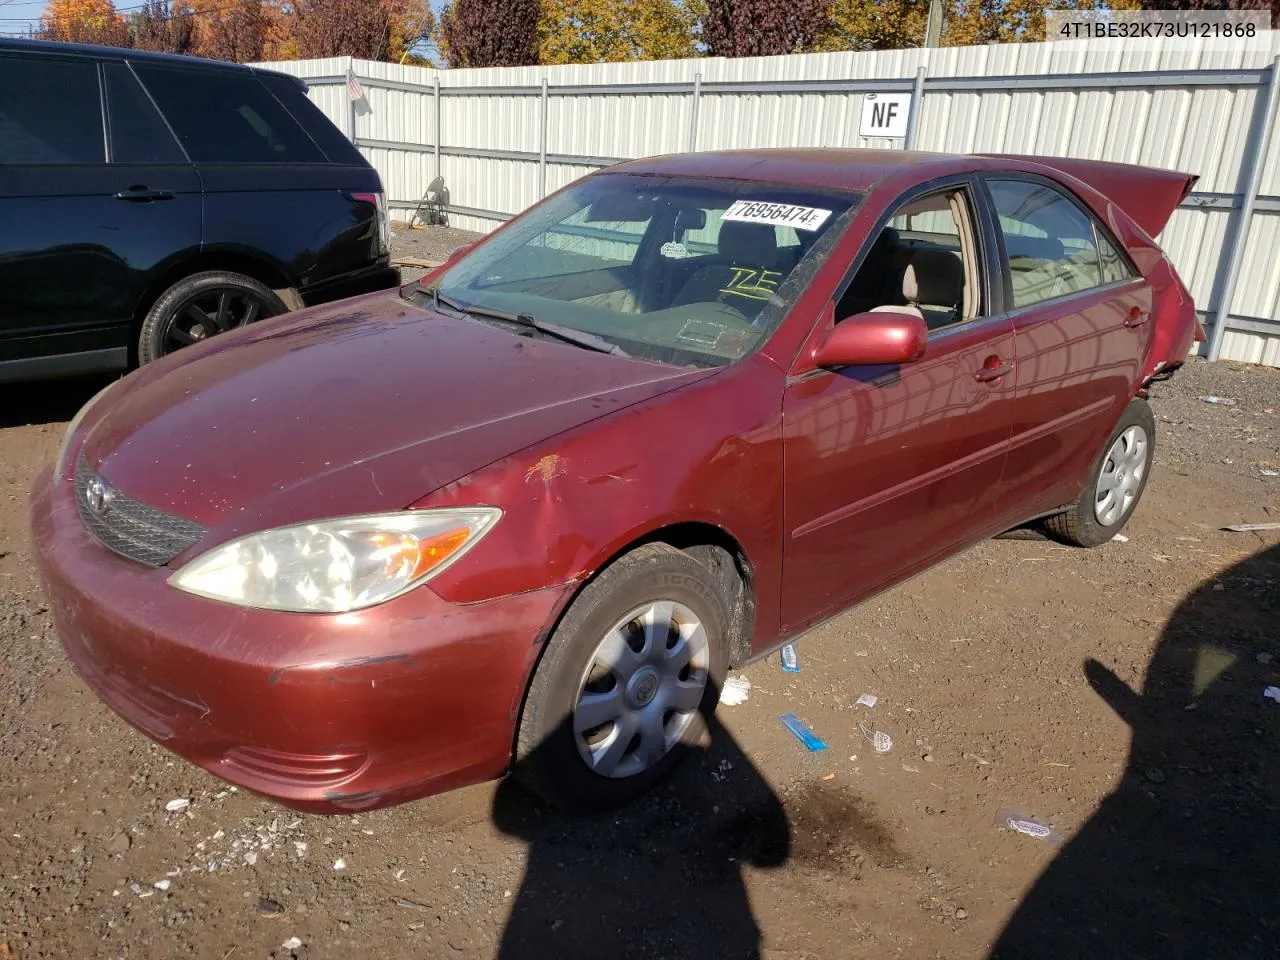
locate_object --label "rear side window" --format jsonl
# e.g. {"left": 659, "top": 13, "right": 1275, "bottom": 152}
{"left": 1097, "top": 229, "right": 1136, "bottom": 285}
{"left": 0, "top": 55, "right": 103, "bottom": 165}
{"left": 133, "top": 65, "right": 324, "bottom": 164}
{"left": 258, "top": 73, "right": 365, "bottom": 165}
{"left": 104, "top": 63, "right": 184, "bottom": 164}
{"left": 988, "top": 179, "right": 1104, "bottom": 308}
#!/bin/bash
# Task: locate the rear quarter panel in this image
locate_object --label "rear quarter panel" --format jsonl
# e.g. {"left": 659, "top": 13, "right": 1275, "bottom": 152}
{"left": 198, "top": 164, "right": 384, "bottom": 293}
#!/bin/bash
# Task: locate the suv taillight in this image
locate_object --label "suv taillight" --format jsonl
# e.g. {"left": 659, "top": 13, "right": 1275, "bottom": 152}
{"left": 347, "top": 191, "right": 389, "bottom": 257}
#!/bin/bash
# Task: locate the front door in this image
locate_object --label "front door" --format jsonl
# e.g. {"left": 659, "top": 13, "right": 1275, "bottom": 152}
{"left": 781, "top": 180, "right": 1016, "bottom": 632}
{"left": 0, "top": 54, "right": 201, "bottom": 374}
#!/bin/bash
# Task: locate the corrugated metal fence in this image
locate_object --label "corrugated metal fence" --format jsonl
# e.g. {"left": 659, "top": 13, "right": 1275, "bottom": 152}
{"left": 257, "top": 37, "right": 1280, "bottom": 366}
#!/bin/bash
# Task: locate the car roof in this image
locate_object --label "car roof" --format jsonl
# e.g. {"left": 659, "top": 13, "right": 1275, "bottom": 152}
{"left": 607, "top": 148, "right": 987, "bottom": 194}
{"left": 0, "top": 37, "right": 297, "bottom": 82}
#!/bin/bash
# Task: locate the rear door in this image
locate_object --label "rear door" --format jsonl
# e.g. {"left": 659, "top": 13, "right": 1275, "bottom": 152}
{"left": 132, "top": 63, "right": 385, "bottom": 297}
{"left": 981, "top": 176, "right": 1151, "bottom": 521}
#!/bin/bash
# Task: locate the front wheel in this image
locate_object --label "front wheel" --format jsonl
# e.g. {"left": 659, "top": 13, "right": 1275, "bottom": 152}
{"left": 138, "top": 271, "right": 288, "bottom": 364}
{"left": 1044, "top": 397, "right": 1156, "bottom": 548}
{"left": 514, "top": 543, "right": 730, "bottom": 812}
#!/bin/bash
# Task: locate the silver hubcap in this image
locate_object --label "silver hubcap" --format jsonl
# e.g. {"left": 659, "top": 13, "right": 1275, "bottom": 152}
{"left": 573, "top": 601, "right": 710, "bottom": 779}
{"left": 1095, "top": 425, "right": 1149, "bottom": 526}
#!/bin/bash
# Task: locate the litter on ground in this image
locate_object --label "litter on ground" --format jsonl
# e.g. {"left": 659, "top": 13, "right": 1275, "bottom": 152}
{"left": 858, "top": 722, "right": 892, "bottom": 753}
{"left": 856, "top": 693, "right": 878, "bottom": 708}
{"left": 779, "top": 713, "right": 827, "bottom": 751}
{"left": 1223, "top": 522, "right": 1280, "bottom": 532}
{"left": 998, "top": 809, "right": 1061, "bottom": 843}
{"left": 720, "top": 675, "right": 751, "bottom": 706}
{"left": 780, "top": 644, "right": 800, "bottom": 673}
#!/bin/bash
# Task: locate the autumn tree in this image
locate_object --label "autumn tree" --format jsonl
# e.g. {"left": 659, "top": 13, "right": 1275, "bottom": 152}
{"left": 702, "top": 0, "right": 825, "bottom": 57}
{"left": 128, "top": 0, "right": 195, "bottom": 54}
{"left": 292, "top": 0, "right": 433, "bottom": 60}
{"left": 538, "top": 0, "right": 703, "bottom": 63}
{"left": 38, "top": 0, "right": 128, "bottom": 46}
{"left": 440, "top": 0, "right": 540, "bottom": 67}
{"left": 195, "top": 0, "right": 267, "bottom": 62}
{"left": 814, "top": 0, "right": 929, "bottom": 50}
{"left": 1139, "top": 0, "right": 1277, "bottom": 28}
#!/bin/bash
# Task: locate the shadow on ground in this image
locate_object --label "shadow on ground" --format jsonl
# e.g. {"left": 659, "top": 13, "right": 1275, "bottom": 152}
{"left": 0, "top": 374, "right": 117, "bottom": 429}
{"left": 490, "top": 714, "right": 790, "bottom": 960}
{"left": 991, "top": 543, "right": 1280, "bottom": 960}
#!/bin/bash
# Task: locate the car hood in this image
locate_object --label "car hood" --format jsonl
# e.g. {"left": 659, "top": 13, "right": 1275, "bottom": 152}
{"left": 82, "top": 293, "right": 710, "bottom": 539}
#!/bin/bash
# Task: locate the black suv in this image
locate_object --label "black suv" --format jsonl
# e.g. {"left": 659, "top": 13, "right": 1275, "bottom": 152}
{"left": 0, "top": 39, "right": 399, "bottom": 382}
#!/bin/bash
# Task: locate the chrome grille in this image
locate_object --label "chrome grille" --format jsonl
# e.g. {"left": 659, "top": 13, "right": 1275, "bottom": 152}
{"left": 75, "top": 455, "right": 207, "bottom": 566}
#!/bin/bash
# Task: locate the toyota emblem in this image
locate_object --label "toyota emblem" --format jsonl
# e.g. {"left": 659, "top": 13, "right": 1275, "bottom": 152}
{"left": 85, "top": 475, "right": 114, "bottom": 515}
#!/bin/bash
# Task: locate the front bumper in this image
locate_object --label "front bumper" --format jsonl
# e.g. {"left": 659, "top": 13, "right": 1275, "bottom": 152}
{"left": 29, "top": 465, "right": 568, "bottom": 813}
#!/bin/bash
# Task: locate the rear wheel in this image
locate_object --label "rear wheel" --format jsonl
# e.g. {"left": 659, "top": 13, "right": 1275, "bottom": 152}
{"left": 515, "top": 543, "right": 730, "bottom": 812}
{"left": 138, "top": 271, "right": 288, "bottom": 364}
{"left": 1044, "top": 398, "right": 1155, "bottom": 547}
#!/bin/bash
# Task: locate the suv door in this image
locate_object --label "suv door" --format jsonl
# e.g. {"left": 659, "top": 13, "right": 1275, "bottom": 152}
{"left": 132, "top": 63, "right": 389, "bottom": 300}
{"left": 981, "top": 176, "right": 1152, "bottom": 521}
{"left": 780, "top": 179, "right": 1016, "bottom": 632}
{"left": 0, "top": 53, "right": 201, "bottom": 379}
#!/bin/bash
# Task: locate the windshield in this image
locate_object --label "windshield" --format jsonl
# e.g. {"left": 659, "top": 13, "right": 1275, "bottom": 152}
{"left": 428, "top": 174, "right": 861, "bottom": 366}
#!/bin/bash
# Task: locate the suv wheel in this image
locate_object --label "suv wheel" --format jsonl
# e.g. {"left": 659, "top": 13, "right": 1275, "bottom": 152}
{"left": 139, "top": 271, "right": 289, "bottom": 364}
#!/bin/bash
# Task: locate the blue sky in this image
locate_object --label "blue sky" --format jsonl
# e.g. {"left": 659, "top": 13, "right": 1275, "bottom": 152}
{"left": 0, "top": 0, "right": 447, "bottom": 40}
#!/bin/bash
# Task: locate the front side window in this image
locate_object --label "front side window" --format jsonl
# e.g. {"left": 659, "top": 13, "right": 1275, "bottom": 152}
{"left": 132, "top": 65, "right": 323, "bottom": 164}
{"left": 837, "top": 186, "right": 983, "bottom": 332}
{"left": 431, "top": 175, "right": 859, "bottom": 366}
{"left": 0, "top": 56, "right": 103, "bottom": 165}
{"left": 988, "top": 179, "right": 1113, "bottom": 308}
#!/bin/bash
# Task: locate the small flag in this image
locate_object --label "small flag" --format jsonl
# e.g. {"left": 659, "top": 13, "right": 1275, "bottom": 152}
{"left": 346, "top": 68, "right": 366, "bottom": 103}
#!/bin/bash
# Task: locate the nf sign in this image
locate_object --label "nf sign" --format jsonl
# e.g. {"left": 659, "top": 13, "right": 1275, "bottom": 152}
{"left": 859, "top": 93, "right": 913, "bottom": 140}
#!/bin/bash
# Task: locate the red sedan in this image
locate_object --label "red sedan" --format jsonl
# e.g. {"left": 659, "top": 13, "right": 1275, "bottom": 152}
{"left": 31, "top": 149, "right": 1203, "bottom": 813}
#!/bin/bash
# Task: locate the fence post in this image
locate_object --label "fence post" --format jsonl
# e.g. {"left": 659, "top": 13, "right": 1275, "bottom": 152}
{"left": 1207, "top": 53, "right": 1280, "bottom": 361}
{"left": 539, "top": 78, "right": 549, "bottom": 198}
{"left": 433, "top": 73, "right": 441, "bottom": 183}
{"left": 688, "top": 72, "right": 703, "bottom": 152}
{"left": 904, "top": 65, "right": 927, "bottom": 150}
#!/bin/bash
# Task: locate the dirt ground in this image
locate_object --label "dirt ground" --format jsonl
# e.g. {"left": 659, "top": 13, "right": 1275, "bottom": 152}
{"left": 0, "top": 229, "right": 1277, "bottom": 960}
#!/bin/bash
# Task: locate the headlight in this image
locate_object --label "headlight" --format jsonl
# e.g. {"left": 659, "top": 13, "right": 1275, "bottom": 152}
{"left": 56, "top": 377, "right": 123, "bottom": 479}
{"left": 168, "top": 508, "right": 501, "bottom": 612}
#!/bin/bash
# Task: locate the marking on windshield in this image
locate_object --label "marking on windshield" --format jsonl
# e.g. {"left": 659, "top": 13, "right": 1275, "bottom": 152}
{"left": 720, "top": 267, "right": 783, "bottom": 302}
{"left": 722, "top": 200, "right": 832, "bottom": 231}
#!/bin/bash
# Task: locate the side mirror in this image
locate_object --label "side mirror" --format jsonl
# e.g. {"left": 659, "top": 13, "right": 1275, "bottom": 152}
{"left": 814, "top": 310, "right": 927, "bottom": 368}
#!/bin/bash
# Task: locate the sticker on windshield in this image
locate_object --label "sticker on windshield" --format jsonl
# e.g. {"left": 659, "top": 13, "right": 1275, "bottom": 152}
{"left": 677, "top": 319, "right": 727, "bottom": 347}
{"left": 722, "top": 200, "right": 832, "bottom": 231}
{"left": 660, "top": 241, "right": 690, "bottom": 259}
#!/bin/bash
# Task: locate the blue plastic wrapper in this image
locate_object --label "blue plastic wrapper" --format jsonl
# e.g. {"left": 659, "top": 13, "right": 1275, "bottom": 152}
{"left": 780, "top": 643, "right": 800, "bottom": 672}
{"left": 779, "top": 713, "right": 827, "bottom": 751}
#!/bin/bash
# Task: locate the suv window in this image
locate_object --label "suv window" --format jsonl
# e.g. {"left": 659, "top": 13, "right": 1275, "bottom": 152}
{"left": 0, "top": 55, "right": 103, "bottom": 165}
{"left": 104, "top": 63, "right": 184, "bottom": 164}
{"left": 258, "top": 73, "right": 364, "bottom": 165}
{"left": 988, "top": 179, "right": 1109, "bottom": 308}
{"left": 133, "top": 65, "right": 324, "bottom": 164}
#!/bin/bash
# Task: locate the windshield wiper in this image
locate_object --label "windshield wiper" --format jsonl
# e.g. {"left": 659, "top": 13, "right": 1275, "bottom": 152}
{"left": 422, "top": 287, "right": 629, "bottom": 358}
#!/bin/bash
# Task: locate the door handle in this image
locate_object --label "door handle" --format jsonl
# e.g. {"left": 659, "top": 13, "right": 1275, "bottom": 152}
{"left": 114, "top": 186, "right": 175, "bottom": 202}
{"left": 1123, "top": 307, "right": 1149, "bottom": 328}
{"left": 974, "top": 358, "right": 1014, "bottom": 383}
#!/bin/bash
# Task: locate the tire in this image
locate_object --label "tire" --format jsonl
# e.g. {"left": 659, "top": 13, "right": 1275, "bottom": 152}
{"left": 138, "top": 271, "right": 288, "bottom": 364}
{"left": 1044, "top": 398, "right": 1156, "bottom": 548}
{"left": 514, "top": 543, "right": 731, "bottom": 813}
